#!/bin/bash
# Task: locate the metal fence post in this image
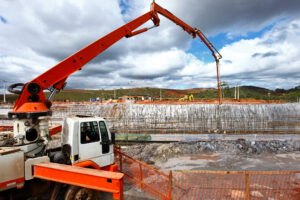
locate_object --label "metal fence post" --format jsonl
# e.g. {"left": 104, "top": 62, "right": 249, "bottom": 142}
{"left": 245, "top": 172, "right": 250, "bottom": 200}
{"left": 139, "top": 163, "right": 143, "bottom": 190}
{"left": 168, "top": 171, "right": 173, "bottom": 200}
{"left": 120, "top": 154, "right": 123, "bottom": 172}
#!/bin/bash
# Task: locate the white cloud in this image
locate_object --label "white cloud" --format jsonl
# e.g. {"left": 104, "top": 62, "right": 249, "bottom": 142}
{"left": 119, "top": 48, "right": 185, "bottom": 78}
{"left": 122, "top": 0, "right": 300, "bottom": 36}
{"left": 0, "top": 0, "right": 300, "bottom": 93}
{"left": 219, "top": 19, "right": 300, "bottom": 88}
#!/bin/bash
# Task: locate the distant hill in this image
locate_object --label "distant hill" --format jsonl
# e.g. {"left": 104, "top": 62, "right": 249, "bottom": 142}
{"left": 241, "top": 86, "right": 273, "bottom": 94}
{"left": 215, "top": 85, "right": 300, "bottom": 101}
{"left": 1, "top": 85, "right": 299, "bottom": 103}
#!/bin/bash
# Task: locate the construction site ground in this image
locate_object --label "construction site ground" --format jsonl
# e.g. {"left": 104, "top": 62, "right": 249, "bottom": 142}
{"left": 1, "top": 103, "right": 300, "bottom": 199}
{"left": 119, "top": 139, "right": 300, "bottom": 199}
{"left": 119, "top": 138, "right": 300, "bottom": 200}
{"left": 158, "top": 152, "right": 300, "bottom": 171}
{"left": 121, "top": 138, "right": 300, "bottom": 170}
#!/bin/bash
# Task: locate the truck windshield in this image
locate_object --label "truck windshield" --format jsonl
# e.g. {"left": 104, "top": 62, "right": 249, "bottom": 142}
{"left": 80, "top": 121, "right": 100, "bottom": 144}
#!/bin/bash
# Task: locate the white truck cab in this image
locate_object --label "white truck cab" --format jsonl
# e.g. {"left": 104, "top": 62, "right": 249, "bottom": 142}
{"left": 0, "top": 115, "right": 116, "bottom": 194}
{"left": 61, "top": 115, "right": 115, "bottom": 167}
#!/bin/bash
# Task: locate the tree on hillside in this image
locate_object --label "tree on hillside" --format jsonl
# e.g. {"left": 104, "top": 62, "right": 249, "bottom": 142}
{"left": 220, "top": 81, "right": 232, "bottom": 99}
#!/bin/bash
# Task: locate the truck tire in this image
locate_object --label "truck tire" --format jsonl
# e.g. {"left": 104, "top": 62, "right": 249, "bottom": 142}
{"left": 64, "top": 185, "right": 98, "bottom": 200}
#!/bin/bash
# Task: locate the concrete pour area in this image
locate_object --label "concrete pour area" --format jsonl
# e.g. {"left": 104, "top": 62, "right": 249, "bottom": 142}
{"left": 121, "top": 139, "right": 300, "bottom": 171}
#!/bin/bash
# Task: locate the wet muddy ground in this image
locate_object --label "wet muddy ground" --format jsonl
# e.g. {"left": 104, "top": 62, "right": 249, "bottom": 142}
{"left": 119, "top": 140, "right": 300, "bottom": 199}
{"left": 156, "top": 152, "right": 300, "bottom": 171}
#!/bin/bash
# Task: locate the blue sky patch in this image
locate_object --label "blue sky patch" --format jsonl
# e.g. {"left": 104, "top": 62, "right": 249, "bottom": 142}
{"left": 118, "top": 0, "right": 129, "bottom": 15}
{"left": 186, "top": 21, "right": 280, "bottom": 63}
{"left": 0, "top": 16, "right": 7, "bottom": 24}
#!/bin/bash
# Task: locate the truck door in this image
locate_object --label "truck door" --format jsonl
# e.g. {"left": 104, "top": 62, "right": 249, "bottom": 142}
{"left": 99, "top": 121, "right": 110, "bottom": 154}
{"left": 78, "top": 121, "right": 102, "bottom": 160}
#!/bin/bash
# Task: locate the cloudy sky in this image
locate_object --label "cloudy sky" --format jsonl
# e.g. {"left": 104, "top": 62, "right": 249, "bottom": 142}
{"left": 0, "top": 0, "right": 300, "bottom": 92}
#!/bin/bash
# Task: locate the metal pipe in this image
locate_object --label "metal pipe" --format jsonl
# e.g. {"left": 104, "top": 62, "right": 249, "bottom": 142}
{"left": 48, "top": 88, "right": 58, "bottom": 100}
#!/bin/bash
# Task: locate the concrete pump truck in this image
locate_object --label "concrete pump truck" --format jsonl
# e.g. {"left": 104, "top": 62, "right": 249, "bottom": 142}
{"left": 0, "top": 1, "right": 221, "bottom": 199}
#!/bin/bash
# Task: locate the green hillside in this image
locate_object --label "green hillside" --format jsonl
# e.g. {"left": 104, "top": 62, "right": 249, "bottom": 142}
{"left": 1, "top": 85, "right": 300, "bottom": 103}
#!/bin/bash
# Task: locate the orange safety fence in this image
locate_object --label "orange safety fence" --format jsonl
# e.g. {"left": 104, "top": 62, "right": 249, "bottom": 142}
{"left": 114, "top": 147, "right": 171, "bottom": 200}
{"left": 114, "top": 147, "right": 300, "bottom": 200}
{"left": 172, "top": 170, "right": 300, "bottom": 200}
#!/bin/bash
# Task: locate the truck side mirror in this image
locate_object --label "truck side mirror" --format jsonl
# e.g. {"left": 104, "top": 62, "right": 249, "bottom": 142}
{"left": 110, "top": 130, "right": 116, "bottom": 145}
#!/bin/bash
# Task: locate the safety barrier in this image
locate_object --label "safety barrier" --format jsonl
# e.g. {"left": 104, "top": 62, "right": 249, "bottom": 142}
{"left": 172, "top": 170, "right": 300, "bottom": 200}
{"left": 114, "top": 147, "right": 172, "bottom": 200}
{"left": 114, "top": 147, "right": 300, "bottom": 200}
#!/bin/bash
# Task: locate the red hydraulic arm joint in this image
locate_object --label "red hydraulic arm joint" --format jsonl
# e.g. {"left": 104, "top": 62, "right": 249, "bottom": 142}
{"left": 9, "top": 1, "right": 222, "bottom": 119}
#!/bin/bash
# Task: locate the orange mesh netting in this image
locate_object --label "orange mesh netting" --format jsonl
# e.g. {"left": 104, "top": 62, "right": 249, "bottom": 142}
{"left": 114, "top": 147, "right": 300, "bottom": 200}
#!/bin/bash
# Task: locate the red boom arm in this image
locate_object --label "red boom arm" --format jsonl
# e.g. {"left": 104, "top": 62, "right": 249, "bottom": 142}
{"left": 9, "top": 2, "right": 221, "bottom": 119}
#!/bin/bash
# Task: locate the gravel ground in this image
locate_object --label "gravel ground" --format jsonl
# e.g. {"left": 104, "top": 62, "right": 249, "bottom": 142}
{"left": 120, "top": 139, "right": 300, "bottom": 170}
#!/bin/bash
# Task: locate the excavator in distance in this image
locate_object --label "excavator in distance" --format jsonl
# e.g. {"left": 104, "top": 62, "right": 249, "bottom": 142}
{"left": 0, "top": 1, "right": 221, "bottom": 199}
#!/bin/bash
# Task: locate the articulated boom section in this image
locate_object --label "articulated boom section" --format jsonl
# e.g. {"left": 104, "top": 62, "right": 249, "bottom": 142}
{"left": 8, "top": 2, "right": 221, "bottom": 143}
{"left": 8, "top": 11, "right": 155, "bottom": 119}
{"left": 9, "top": 2, "right": 221, "bottom": 120}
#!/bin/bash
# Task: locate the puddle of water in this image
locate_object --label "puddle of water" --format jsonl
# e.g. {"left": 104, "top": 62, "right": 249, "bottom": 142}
{"left": 190, "top": 153, "right": 219, "bottom": 160}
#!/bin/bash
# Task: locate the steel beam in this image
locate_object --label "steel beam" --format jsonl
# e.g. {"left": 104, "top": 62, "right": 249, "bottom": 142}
{"left": 33, "top": 162, "right": 124, "bottom": 200}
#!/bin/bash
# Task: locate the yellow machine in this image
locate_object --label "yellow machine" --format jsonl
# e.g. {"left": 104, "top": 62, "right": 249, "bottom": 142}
{"left": 179, "top": 94, "right": 194, "bottom": 101}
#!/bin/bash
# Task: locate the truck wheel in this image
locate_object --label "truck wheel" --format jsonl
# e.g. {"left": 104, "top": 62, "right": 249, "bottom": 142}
{"left": 64, "top": 185, "right": 98, "bottom": 200}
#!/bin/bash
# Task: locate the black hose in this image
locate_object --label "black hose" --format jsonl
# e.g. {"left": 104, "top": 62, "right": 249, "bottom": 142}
{"left": 8, "top": 83, "right": 25, "bottom": 94}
